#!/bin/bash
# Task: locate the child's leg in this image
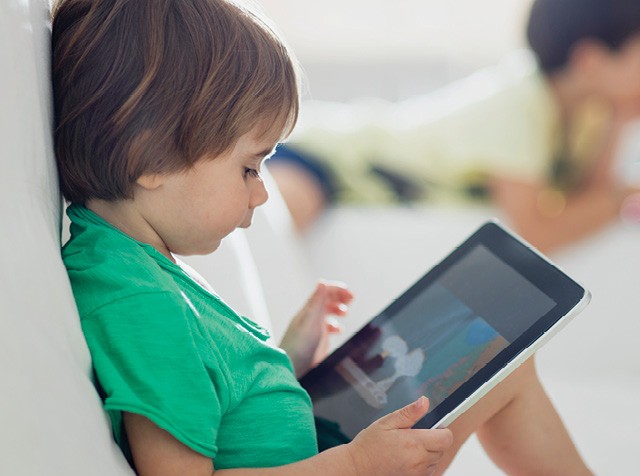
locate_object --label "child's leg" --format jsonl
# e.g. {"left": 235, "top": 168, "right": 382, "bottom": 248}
{"left": 436, "top": 357, "right": 592, "bottom": 476}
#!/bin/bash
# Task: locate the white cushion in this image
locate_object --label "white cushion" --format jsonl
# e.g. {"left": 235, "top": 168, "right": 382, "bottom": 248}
{"left": 0, "top": 1, "right": 133, "bottom": 474}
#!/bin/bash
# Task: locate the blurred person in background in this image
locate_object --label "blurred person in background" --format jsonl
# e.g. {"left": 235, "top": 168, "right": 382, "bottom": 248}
{"left": 268, "top": 0, "right": 640, "bottom": 253}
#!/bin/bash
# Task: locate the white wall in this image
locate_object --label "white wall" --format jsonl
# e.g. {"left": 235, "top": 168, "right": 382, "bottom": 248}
{"left": 258, "top": 0, "right": 533, "bottom": 101}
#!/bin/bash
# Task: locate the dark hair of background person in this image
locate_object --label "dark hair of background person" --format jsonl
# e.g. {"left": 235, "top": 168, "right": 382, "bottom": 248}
{"left": 527, "top": 0, "right": 640, "bottom": 73}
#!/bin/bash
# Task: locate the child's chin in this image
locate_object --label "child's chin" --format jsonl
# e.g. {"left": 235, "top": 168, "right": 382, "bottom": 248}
{"left": 239, "top": 213, "right": 254, "bottom": 229}
{"left": 207, "top": 240, "right": 223, "bottom": 254}
{"left": 188, "top": 240, "right": 222, "bottom": 256}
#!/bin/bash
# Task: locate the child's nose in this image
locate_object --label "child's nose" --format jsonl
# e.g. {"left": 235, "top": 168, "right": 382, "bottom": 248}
{"left": 250, "top": 178, "right": 269, "bottom": 209}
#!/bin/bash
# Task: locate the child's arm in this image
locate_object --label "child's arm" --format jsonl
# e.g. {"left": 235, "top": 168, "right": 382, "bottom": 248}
{"left": 125, "top": 397, "right": 453, "bottom": 476}
{"left": 279, "top": 281, "right": 353, "bottom": 377}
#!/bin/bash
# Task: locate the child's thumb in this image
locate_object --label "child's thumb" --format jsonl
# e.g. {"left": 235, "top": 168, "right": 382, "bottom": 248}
{"left": 298, "top": 281, "right": 327, "bottom": 314}
{"left": 375, "top": 396, "right": 430, "bottom": 430}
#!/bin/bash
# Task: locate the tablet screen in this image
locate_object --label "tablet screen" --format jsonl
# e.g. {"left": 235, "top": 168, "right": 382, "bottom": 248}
{"left": 300, "top": 223, "right": 585, "bottom": 439}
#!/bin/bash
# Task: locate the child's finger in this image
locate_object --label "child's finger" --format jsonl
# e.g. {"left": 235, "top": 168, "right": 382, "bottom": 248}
{"left": 298, "top": 282, "right": 327, "bottom": 315}
{"left": 319, "top": 280, "right": 354, "bottom": 303}
{"left": 334, "top": 286, "right": 354, "bottom": 303}
{"left": 326, "top": 318, "right": 341, "bottom": 333}
{"left": 325, "top": 302, "right": 349, "bottom": 316}
{"left": 318, "top": 278, "right": 347, "bottom": 288}
{"left": 375, "top": 396, "right": 431, "bottom": 430}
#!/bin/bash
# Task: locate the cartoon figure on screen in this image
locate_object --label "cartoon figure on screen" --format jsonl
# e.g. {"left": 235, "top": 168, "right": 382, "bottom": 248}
{"left": 336, "top": 336, "right": 425, "bottom": 409}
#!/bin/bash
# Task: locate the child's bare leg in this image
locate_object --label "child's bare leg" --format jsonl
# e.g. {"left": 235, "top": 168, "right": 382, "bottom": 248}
{"left": 435, "top": 357, "right": 592, "bottom": 476}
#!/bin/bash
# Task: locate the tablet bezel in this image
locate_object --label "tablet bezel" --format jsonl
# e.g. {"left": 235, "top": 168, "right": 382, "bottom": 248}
{"left": 299, "top": 220, "right": 590, "bottom": 431}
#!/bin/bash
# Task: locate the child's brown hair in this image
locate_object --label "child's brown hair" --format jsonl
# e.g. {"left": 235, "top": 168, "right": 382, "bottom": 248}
{"left": 52, "top": 0, "right": 299, "bottom": 204}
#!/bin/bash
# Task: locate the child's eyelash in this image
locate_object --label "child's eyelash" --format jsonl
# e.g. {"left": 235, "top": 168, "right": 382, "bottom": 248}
{"left": 244, "top": 167, "right": 260, "bottom": 178}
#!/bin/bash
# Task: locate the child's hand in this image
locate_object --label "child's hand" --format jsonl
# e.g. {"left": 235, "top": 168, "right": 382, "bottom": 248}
{"left": 346, "top": 397, "right": 453, "bottom": 476}
{"left": 280, "top": 280, "right": 353, "bottom": 377}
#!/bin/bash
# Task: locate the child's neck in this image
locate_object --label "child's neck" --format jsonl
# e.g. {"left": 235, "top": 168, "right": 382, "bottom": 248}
{"left": 86, "top": 199, "right": 176, "bottom": 263}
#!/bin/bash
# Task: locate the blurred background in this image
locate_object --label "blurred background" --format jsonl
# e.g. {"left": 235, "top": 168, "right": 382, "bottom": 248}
{"left": 242, "top": 1, "right": 640, "bottom": 474}
{"left": 259, "top": 0, "right": 532, "bottom": 101}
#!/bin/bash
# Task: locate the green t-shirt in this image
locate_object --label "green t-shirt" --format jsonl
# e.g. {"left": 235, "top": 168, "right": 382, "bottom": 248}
{"left": 62, "top": 205, "right": 318, "bottom": 469}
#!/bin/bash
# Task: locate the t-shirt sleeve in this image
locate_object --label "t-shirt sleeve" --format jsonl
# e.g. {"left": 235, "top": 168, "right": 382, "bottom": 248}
{"left": 81, "top": 291, "right": 223, "bottom": 459}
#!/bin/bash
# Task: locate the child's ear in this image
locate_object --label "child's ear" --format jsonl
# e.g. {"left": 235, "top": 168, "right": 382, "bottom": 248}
{"left": 136, "top": 173, "right": 166, "bottom": 190}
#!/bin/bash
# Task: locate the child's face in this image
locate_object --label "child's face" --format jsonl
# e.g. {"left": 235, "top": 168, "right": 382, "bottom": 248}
{"left": 136, "top": 124, "right": 278, "bottom": 257}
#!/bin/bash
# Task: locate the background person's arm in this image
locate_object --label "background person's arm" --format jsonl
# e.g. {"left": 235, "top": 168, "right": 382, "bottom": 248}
{"left": 267, "top": 159, "right": 330, "bottom": 233}
{"left": 490, "top": 108, "right": 640, "bottom": 254}
{"left": 489, "top": 176, "right": 627, "bottom": 254}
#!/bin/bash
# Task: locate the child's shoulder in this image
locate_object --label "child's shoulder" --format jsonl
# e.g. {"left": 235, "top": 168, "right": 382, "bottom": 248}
{"left": 62, "top": 205, "right": 183, "bottom": 318}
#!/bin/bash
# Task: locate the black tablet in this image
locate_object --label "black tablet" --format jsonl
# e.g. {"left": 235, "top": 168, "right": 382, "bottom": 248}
{"left": 300, "top": 221, "right": 590, "bottom": 439}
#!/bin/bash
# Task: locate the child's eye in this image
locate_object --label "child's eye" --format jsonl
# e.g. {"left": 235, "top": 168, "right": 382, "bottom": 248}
{"left": 243, "top": 167, "right": 260, "bottom": 179}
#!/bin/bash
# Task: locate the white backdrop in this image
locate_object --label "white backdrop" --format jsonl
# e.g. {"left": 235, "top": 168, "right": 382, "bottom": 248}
{"left": 258, "top": 0, "right": 534, "bottom": 101}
